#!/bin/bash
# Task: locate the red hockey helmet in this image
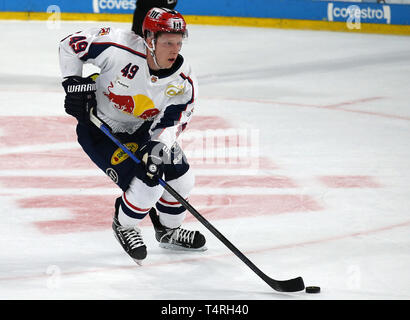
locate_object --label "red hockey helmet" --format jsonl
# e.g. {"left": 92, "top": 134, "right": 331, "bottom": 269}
{"left": 142, "top": 7, "right": 187, "bottom": 39}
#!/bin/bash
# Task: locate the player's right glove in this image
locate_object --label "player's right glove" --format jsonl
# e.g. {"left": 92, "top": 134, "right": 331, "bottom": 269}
{"left": 62, "top": 76, "right": 97, "bottom": 122}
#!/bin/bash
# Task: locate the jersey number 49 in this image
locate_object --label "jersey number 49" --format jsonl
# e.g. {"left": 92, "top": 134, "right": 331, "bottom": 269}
{"left": 69, "top": 36, "right": 88, "bottom": 53}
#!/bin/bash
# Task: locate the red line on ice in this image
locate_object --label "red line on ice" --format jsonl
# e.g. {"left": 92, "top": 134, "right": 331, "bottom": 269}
{"left": 0, "top": 115, "right": 233, "bottom": 149}
{"left": 319, "top": 175, "right": 381, "bottom": 188}
{"left": 0, "top": 174, "right": 295, "bottom": 189}
{"left": 0, "top": 116, "right": 77, "bottom": 147}
{"left": 202, "top": 96, "right": 410, "bottom": 121}
{"left": 17, "top": 193, "right": 322, "bottom": 234}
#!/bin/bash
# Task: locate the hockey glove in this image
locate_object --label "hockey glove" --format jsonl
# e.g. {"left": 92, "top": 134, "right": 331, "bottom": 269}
{"left": 138, "top": 140, "right": 171, "bottom": 183}
{"left": 62, "top": 76, "right": 97, "bottom": 122}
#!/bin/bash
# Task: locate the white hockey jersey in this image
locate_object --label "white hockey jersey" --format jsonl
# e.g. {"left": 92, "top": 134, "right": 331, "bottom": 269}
{"left": 59, "top": 27, "right": 197, "bottom": 148}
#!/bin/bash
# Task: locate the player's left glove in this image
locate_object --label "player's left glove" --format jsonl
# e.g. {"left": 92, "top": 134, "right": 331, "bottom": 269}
{"left": 138, "top": 140, "right": 171, "bottom": 184}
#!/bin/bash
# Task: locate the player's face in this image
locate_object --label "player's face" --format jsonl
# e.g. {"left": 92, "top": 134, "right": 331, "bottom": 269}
{"left": 152, "top": 33, "right": 183, "bottom": 69}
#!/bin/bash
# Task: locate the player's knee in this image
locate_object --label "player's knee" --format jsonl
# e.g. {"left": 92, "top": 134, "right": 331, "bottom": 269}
{"left": 126, "top": 176, "right": 163, "bottom": 208}
{"left": 165, "top": 169, "right": 195, "bottom": 199}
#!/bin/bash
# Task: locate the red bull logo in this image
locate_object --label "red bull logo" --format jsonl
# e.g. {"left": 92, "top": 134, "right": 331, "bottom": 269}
{"left": 103, "top": 82, "right": 160, "bottom": 120}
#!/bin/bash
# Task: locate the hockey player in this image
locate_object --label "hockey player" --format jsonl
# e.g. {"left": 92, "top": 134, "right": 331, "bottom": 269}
{"left": 132, "top": 0, "right": 178, "bottom": 37}
{"left": 59, "top": 8, "right": 206, "bottom": 264}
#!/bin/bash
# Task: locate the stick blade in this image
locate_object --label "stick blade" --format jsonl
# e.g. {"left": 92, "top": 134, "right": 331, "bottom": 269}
{"left": 268, "top": 276, "right": 305, "bottom": 292}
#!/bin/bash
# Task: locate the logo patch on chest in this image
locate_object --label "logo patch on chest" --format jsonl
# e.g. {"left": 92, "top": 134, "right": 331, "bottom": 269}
{"left": 165, "top": 84, "right": 185, "bottom": 97}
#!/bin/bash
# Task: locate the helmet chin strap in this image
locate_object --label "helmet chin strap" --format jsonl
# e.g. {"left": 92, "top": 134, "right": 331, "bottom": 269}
{"left": 144, "top": 38, "right": 162, "bottom": 70}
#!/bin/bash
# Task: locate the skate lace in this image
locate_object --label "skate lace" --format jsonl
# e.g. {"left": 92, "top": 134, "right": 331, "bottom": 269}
{"left": 118, "top": 226, "right": 144, "bottom": 249}
{"left": 169, "top": 228, "right": 195, "bottom": 244}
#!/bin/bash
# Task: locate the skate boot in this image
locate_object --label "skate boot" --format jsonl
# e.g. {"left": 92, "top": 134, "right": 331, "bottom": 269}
{"left": 149, "top": 208, "right": 207, "bottom": 251}
{"left": 112, "top": 198, "right": 147, "bottom": 265}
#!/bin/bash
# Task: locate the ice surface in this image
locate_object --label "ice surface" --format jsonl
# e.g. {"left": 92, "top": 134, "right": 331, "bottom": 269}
{"left": 0, "top": 20, "right": 409, "bottom": 300}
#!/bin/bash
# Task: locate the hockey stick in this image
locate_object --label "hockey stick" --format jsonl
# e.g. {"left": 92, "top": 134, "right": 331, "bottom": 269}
{"left": 89, "top": 108, "right": 305, "bottom": 292}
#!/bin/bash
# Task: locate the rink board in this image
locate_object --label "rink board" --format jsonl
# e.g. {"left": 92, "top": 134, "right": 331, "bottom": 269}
{"left": 0, "top": 0, "right": 410, "bottom": 35}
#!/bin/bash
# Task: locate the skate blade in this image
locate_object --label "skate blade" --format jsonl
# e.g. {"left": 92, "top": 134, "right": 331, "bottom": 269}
{"left": 133, "top": 259, "right": 144, "bottom": 266}
{"left": 159, "top": 243, "right": 208, "bottom": 252}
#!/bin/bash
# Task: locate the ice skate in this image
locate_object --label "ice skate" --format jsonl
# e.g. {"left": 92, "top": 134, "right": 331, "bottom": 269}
{"left": 113, "top": 198, "right": 147, "bottom": 265}
{"left": 149, "top": 208, "right": 207, "bottom": 251}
